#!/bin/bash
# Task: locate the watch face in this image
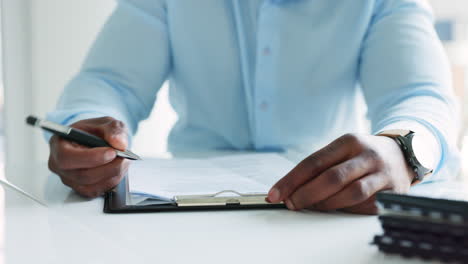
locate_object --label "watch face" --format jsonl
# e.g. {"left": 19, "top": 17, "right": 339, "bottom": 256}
{"left": 411, "top": 132, "right": 436, "bottom": 170}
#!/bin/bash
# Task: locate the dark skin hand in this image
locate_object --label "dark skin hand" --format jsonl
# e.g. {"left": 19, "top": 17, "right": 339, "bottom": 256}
{"left": 267, "top": 133, "right": 415, "bottom": 215}
{"left": 48, "top": 117, "right": 130, "bottom": 198}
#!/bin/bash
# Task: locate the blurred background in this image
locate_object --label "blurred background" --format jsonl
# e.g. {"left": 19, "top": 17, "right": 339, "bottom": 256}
{"left": 0, "top": 0, "right": 467, "bottom": 183}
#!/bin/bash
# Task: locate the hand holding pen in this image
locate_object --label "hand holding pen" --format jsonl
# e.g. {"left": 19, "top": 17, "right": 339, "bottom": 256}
{"left": 27, "top": 116, "right": 140, "bottom": 198}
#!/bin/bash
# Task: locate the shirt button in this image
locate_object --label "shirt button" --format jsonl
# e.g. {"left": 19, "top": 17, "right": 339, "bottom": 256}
{"left": 259, "top": 101, "right": 269, "bottom": 111}
{"left": 262, "top": 46, "right": 271, "bottom": 56}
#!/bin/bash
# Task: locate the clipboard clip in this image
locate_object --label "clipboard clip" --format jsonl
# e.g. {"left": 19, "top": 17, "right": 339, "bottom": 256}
{"left": 174, "top": 190, "right": 282, "bottom": 207}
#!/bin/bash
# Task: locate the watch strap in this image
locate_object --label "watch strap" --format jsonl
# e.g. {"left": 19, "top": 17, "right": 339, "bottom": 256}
{"left": 377, "top": 129, "right": 411, "bottom": 138}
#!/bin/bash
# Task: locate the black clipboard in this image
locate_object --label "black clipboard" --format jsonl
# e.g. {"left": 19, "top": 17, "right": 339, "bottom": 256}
{"left": 104, "top": 176, "right": 286, "bottom": 213}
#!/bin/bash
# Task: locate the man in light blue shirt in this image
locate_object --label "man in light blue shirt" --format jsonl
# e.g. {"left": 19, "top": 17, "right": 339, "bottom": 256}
{"left": 47, "top": 0, "right": 459, "bottom": 214}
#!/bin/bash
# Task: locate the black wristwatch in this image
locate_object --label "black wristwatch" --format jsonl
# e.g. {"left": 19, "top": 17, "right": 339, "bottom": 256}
{"left": 377, "top": 130, "right": 433, "bottom": 185}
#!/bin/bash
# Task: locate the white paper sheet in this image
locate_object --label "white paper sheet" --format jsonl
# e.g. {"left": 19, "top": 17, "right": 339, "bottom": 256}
{"left": 128, "top": 153, "right": 296, "bottom": 202}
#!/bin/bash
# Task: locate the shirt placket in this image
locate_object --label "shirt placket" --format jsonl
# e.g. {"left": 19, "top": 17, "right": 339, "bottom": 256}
{"left": 254, "top": 2, "right": 276, "bottom": 149}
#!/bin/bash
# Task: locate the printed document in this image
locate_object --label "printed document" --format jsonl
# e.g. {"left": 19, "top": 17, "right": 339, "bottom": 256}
{"left": 128, "top": 153, "right": 297, "bottom": 204}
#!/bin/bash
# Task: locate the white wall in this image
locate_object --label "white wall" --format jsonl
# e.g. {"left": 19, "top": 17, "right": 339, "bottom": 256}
{"left": 27, "top": 0, "right": 176, "bottom": 160}
{"left": 29, "top": 0, "right": 116, "bottom": 162}
{"left": 2, "top": 0, "right": 34, "bottom": 181}
{"left": 2, "top": 0, "right": 175, "bottom": 176}
{"left": 428, "top": 0, "right": 468, "bottom": 20}
{"left": 2, "top": 0, "right": 116, "bottom": 183}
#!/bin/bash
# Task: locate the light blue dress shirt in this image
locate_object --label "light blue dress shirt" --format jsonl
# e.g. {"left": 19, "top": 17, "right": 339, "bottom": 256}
{"left": 48, "top": 0, "right": 460, "bottom": 180}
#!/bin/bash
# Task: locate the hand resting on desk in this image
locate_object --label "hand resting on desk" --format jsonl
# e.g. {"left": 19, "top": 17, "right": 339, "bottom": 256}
{"left": 268, "top": 133, "right": 415, "bottom": 215}
{"left": 48, "top": 117, "right": 130, "bottom": 198}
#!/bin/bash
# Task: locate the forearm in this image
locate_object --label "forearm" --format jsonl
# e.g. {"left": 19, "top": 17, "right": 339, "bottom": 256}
{"left": 47, "top": 72, "right": 141, "bottom": 134}
{"left": 370, "top": 90, "right": 460, "bottom": 181}
{"left": 360, "top": 0, "right": 460, "bottom": 181}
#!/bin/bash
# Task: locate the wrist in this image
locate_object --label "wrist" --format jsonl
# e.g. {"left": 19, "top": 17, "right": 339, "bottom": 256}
{"left": 376, "top": 130, "right": 433, "bottom": 185}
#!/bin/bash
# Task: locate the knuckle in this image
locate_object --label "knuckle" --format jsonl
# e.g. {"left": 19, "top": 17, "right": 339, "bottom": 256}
{"left": 288, "top": 185, "right": 320, "bottom": 210}
{"left": 53, "top": 141, "right": 73, "bottom": 166}
{"left": 75, "top": 186, "right": 99, "bottom": 199}
{"left": 121, "top": 159, "right": 130, "bottom": 171}
{"left": 274, "top": 172, "right": 300, "bottom": 198}
{"left": 342, "top": 133, "right": 360, "bottom": 145}
{"left": 341, "top": 133, "right": 366, "bottom": 153}
{"left": 313, "top": 201, "right": 330, "bottom": 211}
{"left": 365, "top": 199, "right": 379, "bottom": 214}
{"left": 105, "top": 120, "right": 128, "bottom": 140}
{"left": 110, "top": 160, "right": 125, "bottom": 176}
{"left": 109, "top": 120, "right": 125, "bottom": 132}
{"left": 73, "top": 185, "right": 86, "bottom": 196}
{"left": 48, "top": 157, "right": 57, "bottom": 173}
{"left": 367, "top": 204, "right": 379, "bottom": 215}
{"left": 119, "top": 165, "right": 129, "bottom": 178}
{"left": 326, "top": 168, "right": 346, "bottom": 186}
{"left": 59, "top": 174, "right": 73, "bottom": 188}
{"left": 101, "top": 116, "right": 115, "bottom": 122}
{"left": 352, "top": 180, "right": 370, "bottom": 202}
{"left": 364, "top": 148, "right": 380, "bottom": 161}
{"left": 363, "top": 149, "right": 384, "bottom": 169}
{"left": 289, "top": 194, "right": 304, "bottom": 209}
{"left": 110, "top": 166, "right": 122, "bottom": 178}
{"left": 82, "top": 191, "right": 98, "bottom": 199}
{"left": 74, "top": 169, "right": 95, "bottom": 184}
{"left": 49, "top": 135, "right": 59, "bottom": 148}
{"left": 108, "top": 175, "right": 123, "bottom": 189}
{"left": 98, "top": 176, "right": 122, "bottom": 195}
{"left": 343, "top": 159, "right": 359, "bottom": 174}
{"left": 302, "top": 155, "right": 323, "bottom": 171}
{"left": 70, "top": 119, "right": 86, "bottom": 128}
{"left": 274, "top": 181, "right": 290, "bottom": 199}
{"left": 54, "top": 153, "right": 72, "bottom": 170}
{"left": 350, "top": 198, "right": 379, "bottom": 215}
{"left": 54, "top": 140, "right": 66, "bottom": 155}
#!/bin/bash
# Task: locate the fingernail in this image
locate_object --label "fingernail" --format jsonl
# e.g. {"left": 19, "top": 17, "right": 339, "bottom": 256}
{"left": 268, "top": 188, "right": 281, "bottom": 203}
{"left": 285, "top": 199, "right": 296, "bottom": 211}
{"left": 104, "top": 150, "right": 116, "bottom": 161}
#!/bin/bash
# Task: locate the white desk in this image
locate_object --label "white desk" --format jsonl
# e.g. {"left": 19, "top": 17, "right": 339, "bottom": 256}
{"left": 2, "top": 153, "right": 444, "bottom": 264}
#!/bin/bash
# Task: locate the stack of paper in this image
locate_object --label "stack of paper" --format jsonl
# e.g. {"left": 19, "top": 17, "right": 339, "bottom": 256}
{"left": 128, "top": 153, "right": 297, "bottom": 205}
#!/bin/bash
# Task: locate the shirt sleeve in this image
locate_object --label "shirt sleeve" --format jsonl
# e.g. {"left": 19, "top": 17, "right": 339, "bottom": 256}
{"left": 47, "top": 0, "right": 171, "bottom": 138}
{"left": 359, "top": 0, "right": 461, "bottom": 181}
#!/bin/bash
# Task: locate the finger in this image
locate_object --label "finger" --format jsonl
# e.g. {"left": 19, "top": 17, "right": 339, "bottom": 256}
{"left": 285, "top": 154, "right": 377, "bottom": 210}
{"left": 71, "top": 116, "right": 121, "bottom": 130}
{"left": 77, "top": 121, "right": 128, "bottom": 150}
{"left": 106, "top": 133, "right": 128, "bottom": 151}
{"left": 72, "top": 117, "right": 129, "bottom": 150}
{"left": 341, "top": 197, "right": 379, "bottom": 215}
{"left": 51, "top": 136, "right": 117, "bottom": 170}
{"left": 62, "top": 158, "right": 130, "bottom": 186}
{"left": 313, "top": 173, "right": 389, "bottom": 211}
{"left": 101, "top": 120, "right": 128, "bottom": 150}
{"left": 268, "top": 134, "right": 362, "bottom": 203}
{"left": 75, "top": 172, "right": 126, "bottom": 198}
